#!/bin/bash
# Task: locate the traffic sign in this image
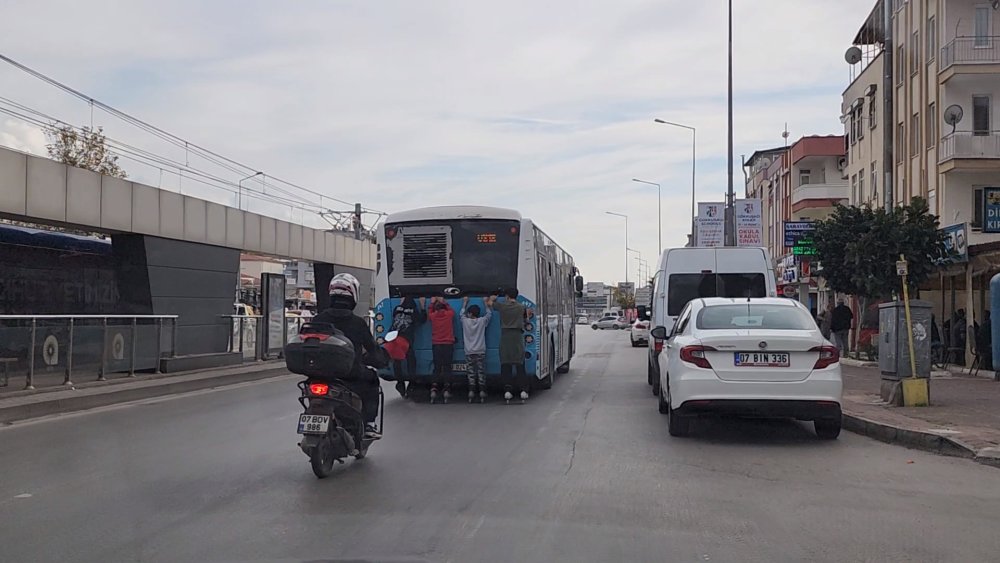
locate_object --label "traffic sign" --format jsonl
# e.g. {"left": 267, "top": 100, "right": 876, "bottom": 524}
{"left": 896, "top": 260, "right": 908, "bottom": 276}
{"left": 782, "top": 285, "right": 798, "bottom": 298}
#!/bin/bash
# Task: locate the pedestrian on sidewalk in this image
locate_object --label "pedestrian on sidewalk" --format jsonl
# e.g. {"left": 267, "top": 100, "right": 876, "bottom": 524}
{"left": 818, "top": 302, "right": 833, "bottom": 341}
{"left": 461, "top": 295, "right": 494, "bottom": 403}
{"left": 427, "top": 295, "right": 456, "bottom": 401}
{"left": 830, "top": 299, "right": 853, "bottom": 355}
{"left": 388, "top": 296, "right": 425, "bottom": 397}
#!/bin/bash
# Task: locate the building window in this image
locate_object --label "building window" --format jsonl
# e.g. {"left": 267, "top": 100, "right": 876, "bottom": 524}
{"left": 896, "top": 43, "right": 905, "bottom": 84}
{"left": 897, "top": 122, "right": 905, "bottom": 163}
{"left": 848, "top": 111, "right": 856, "bottom": 145}
{"left": 974, "top": 187, "right": 984, "bottom": 229}
{"left": 851, "top": 174, "right": 858, "bottom": 203}
{"left": 910, "top": 113, "right": 920, "bottom": 156}
{"left": 927, "top": 16, "right": 936, "bottom": 62}
{"left": 859, "top": 168, "right": 866, "bottom": 202}
{"left": 911, "top": 31, "right": 920, "bottom": 74}
{"left": 871, "top": 161, "right": 878, "bottom": 203}
{"left": 857, "top": 107, "right": 865, "bottom": 140}
{"left": 973, "top": 95, "right": 991, "bottom": 136}
{"left": 869, "top": 95, "right": 877, "bottom": 129}
{"left": 975, "top": 6, "right": 992, "bottom": 48}
{"left": 799, "top": 169, "right": 811, "bottom": 185}
{"left": 927, "top": 102, "right": 937, "bottom": 146}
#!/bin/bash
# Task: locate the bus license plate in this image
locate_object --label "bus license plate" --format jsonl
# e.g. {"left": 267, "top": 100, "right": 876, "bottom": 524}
{"left": 734, "top": 352, "right": 790, "bottom": 367}
{"left": 452, "top": 363, "right": 467, "bottom": 373}
{"left": 297, "top": 414, "right": 330, "bottom": 434}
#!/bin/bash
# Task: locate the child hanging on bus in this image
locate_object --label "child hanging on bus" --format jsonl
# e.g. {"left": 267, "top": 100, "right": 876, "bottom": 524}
{"left": 494, "top": 287, "right": 531, "bottom": 401}
{"left": 427, "top": 295, "right": 456, "bottom": 403}
{"left": 461, "top": 295, "right": 495, "bottom": 403}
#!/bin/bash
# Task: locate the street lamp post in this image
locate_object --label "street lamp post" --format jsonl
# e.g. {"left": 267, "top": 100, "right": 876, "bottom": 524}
{"left": 632, "top": 178, "right": 661, "bottom": 256}
{"left": 653, "top": 119, "right": 696, "bottom": 245}
{"left": 238, "top": 171, "right": 264, "bottom": 211}
{"left": 606, "top": 211, "right": 629, "bottom": 284}
{"left": 726, "top": 0, "right": 735, "bottom": 246}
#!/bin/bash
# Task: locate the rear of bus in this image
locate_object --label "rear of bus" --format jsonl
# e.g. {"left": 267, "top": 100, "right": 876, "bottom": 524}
{"left": 373, "top": 206, "right": 532, "bottom": 385}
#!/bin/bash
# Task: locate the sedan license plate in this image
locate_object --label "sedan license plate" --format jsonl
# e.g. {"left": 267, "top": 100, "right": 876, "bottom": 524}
{"left": 297, "top": 414, "right": 330, "bottom": 434}
{"left": 452, "top": 363, "right": 467, "bottom": 373}
{"left": 734, "top": 352, "right": 790, "bottom": 367}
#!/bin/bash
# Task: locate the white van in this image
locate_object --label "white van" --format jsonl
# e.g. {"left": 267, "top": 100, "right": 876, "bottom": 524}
{"left": 645, "top": 247, "right": 777, "bottom": 390}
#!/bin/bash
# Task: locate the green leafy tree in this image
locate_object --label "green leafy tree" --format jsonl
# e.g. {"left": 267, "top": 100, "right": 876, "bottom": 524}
{"left": 612, "top": 287, "right": 635, "bottom": 310}
{"left": 45, "top": 125, "right": 127, "bottom": 179}
{"left": 813, "top": 197, "right": 948, "bottom": 355}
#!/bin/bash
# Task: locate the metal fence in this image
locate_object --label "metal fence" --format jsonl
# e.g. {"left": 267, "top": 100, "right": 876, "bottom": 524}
{"left": 0, "top": 315, "right": 178, "bottom": 390}
{"left": 941, "top": 36, "right": 1000, "bottom": 69}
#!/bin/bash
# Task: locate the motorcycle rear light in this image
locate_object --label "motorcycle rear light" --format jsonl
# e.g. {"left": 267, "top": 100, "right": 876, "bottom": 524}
{"left": 300, "top": 333, "right": 331, "bottom": 341}
{"left": 679, "top": 345, "right": 716, "bottom": 369}
{"left": 810, "top": 345, "right": 840, "bottom": 370}
{"left": 308, "top": 382, "right": 329, "bottom": 396}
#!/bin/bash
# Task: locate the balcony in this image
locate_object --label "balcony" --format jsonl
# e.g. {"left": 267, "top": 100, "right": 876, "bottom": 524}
{"left": 790, "top": 183, "right": 849, "bottom": 220}
{"left": 940, "top": 37, "right": 1000, "bottom": 81}
{"left": 938, "top": 131, "right": 1000, "bottom": 172}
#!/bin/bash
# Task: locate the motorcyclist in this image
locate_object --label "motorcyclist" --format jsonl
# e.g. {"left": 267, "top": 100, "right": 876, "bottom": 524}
{"left": 312, "top": 273, "right": 386, "bottom": 439}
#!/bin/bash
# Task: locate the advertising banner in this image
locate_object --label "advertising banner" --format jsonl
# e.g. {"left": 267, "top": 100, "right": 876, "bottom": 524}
{"left": 735, "top": 198, "right": 763, "bottom": 247}
{"left": 938, "top": 223, "right": 968, "bottom": 264}
{"left": 984, "top": 188, "right": 1000, "bottom": 233}
{"left": 695, "top": 202, "right": 725, "bottom": 247}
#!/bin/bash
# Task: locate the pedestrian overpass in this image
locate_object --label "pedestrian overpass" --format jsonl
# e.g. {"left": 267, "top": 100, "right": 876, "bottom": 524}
{"left": 0, "top": 145, "right": 375, "bottom": 370}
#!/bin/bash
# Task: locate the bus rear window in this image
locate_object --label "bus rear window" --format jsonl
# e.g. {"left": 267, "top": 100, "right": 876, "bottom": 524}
{"left": 666, "top": 273, "right": 767, "bottom": 316}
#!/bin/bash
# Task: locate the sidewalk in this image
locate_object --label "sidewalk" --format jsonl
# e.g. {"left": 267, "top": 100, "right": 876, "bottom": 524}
{"left": 841, "top": 363, "right": 1000, "bottom": 467}
{"left": 0, "top": 360, "right": 290, "bottom": 424}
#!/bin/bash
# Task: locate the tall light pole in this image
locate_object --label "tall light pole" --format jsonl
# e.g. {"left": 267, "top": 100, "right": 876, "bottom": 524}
{"left": 725, "top": 0, "right": 736, "bottom": 246}
{"left": 632, "top": 178, "right": 661, "bottom": 256}
{"left": 653, "top": 119, "right": 697, "bottom": 245}
{"left": 606, "top": 211, "right": 629, "bottom": 284}
{"left": 238, "top": 171, "right": 263, "bottom": 211}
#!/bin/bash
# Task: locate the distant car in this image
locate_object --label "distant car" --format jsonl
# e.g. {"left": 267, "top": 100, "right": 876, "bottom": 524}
{"left": 651, "top": 297, "right": 842, "bottom": 439}
{"left": 592, "top": 315, "right": 625, "bottom": 330}
{"left": 577, "top": 316, "right": 589, "bottom": 324}
{"left": 630, "top": 318, "right": 650, "bottom": 347}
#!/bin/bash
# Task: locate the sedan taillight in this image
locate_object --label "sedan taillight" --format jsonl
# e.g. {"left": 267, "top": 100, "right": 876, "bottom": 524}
{"left": 810, "top": 345, "right": 840, "bottom": 369}
{"left": 679, "top": 345, "right": 716, "bottom": 369}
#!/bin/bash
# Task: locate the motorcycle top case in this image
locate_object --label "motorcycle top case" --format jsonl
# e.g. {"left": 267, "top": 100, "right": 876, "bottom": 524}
{"left": 284, "top": 323, "right": 356, "bottom": 379}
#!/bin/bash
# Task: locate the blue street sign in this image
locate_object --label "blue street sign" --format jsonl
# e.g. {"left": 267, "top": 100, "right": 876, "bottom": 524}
{"left": 985, "top": 188, "right": 1000, "bottom": 233}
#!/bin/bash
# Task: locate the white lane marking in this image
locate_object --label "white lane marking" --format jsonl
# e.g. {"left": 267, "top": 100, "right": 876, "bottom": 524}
{"left": 13, "top": 493, "right": 32, "bottom": 499}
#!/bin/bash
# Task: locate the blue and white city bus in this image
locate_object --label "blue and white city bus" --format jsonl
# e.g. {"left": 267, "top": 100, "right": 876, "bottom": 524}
{"left": 373, "top": 206, "right": 581, "bottom": 396}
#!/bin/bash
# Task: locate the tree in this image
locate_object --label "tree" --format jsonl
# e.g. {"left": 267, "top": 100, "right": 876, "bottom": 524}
{"left": 612, "top": 287, "right": 635, "bottom": 310}
{"left": 813, "top": 197, "right": 948, "bottom": 355}
{"left": 45, "top": 125, "right": 127, "bottom": 178}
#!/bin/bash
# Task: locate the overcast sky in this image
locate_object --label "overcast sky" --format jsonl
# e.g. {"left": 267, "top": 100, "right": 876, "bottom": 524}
{"left": 0, "top": 0, "right": 872, "bottom": 284}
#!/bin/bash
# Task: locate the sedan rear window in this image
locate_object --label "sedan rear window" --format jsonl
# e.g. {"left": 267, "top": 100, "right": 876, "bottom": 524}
{"left": 697, "top": 304, "right": 816, "bottom": 330}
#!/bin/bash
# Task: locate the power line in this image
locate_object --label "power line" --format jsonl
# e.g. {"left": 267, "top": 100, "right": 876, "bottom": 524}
{"left": 0, "top": 53, "right": 381, "bottom": 213}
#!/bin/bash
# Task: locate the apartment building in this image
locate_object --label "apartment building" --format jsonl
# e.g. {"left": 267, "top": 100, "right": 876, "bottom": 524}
{"left": 842, "top": 0, "right": 1000, "bottom": 363}
{"left": 744, "top": 136, "right": 847, "bottom": 312}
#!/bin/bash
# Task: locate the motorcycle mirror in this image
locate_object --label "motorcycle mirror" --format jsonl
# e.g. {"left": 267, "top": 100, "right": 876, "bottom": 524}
{"left": 384, "top": 330, "right": 399, "bottom": 342}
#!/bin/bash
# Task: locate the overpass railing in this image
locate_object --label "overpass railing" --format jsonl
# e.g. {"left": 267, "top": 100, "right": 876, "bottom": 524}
{"left": 0, "top": 315, "right": 179, "bottom": 391}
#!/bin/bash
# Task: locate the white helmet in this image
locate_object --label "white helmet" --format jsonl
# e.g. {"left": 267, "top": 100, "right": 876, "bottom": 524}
{"left": 328, "top": 273, "right": 360, "bottom": 305}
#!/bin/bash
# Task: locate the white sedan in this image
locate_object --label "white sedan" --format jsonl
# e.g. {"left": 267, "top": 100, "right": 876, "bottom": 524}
{"left": 630, "top": 318, "right": 650, "bottom": 347}
{"left": 650, "top": 297, "right": 842, "bottom": 439}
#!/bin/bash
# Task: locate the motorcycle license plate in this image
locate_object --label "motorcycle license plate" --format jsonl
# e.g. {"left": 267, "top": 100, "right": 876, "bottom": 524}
{"left": 452, "top": 362, "right": 467, "bottom": 372}
{"left": 297, "top": 414, "right": 330, "bottom": 434}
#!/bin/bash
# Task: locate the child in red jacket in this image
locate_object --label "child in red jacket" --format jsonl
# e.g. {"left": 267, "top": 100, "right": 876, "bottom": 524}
{"left": 426, "top": 296, "right": 456, "bottom": 402}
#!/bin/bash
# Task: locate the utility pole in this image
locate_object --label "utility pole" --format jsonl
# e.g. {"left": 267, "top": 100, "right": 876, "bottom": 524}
{"left": 725, "top": 0, "right": 736, "bottom": 246}
{"left": 353, "top": 203, "right": 363, "bottom": 240}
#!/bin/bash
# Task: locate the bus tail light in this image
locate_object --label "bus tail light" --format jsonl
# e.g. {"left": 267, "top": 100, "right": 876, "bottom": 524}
{"left": 653, "top": 339, "right": 664, "bottom": 353}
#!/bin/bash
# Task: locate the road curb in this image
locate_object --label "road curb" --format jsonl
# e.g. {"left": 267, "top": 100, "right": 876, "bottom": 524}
{"left": 842, "top": 411, "right": 1000, "bottom": 468}
{"left": 0, "top": 366, "right": 291, "bottom": 424}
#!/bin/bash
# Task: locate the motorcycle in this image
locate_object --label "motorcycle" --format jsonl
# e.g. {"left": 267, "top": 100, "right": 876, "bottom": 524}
{"left": 295, "top": 376, "right": 383, "bottom": 478}
{"left": 286, "top": 322, "right": 385, "bottom": 478}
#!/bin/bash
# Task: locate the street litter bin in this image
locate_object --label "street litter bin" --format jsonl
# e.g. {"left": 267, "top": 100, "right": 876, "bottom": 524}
{"left": 878, "top": 300, "right": 932, "bottom": 379}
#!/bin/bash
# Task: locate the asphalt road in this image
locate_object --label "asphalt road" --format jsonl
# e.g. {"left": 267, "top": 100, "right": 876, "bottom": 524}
{"left": 2, "top": 329, "right": 999, "bottom": 563}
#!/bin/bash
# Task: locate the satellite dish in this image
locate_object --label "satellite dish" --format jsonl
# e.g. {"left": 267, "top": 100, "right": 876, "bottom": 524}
{"left": 944, "top": 104, "right": 964, "bottom": 127}
{"left": 845, "top": 46, "right": 863, "bottom": 65}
